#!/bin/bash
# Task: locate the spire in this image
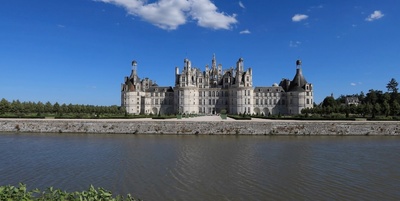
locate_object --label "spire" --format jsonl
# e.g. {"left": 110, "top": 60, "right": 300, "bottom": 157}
{"left": 212, "top": 53, "right": 216, "bottom": 69}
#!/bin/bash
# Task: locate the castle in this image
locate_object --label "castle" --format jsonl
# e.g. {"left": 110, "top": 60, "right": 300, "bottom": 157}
{"left": 121, "top": 55, "right": 313, "bottom": 115}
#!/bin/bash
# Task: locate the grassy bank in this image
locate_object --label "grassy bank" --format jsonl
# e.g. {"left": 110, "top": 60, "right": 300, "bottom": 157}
{"left": 0, "top": 183, "right": 140, "bottom": 201}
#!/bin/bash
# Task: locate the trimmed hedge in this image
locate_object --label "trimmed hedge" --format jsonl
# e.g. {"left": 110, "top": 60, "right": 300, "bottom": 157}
{"left": 227, "top": 115, "right": 252, "bottom": 120}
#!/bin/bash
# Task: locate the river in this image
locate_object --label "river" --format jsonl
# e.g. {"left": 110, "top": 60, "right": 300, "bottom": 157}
{"left": 0, "top": 133, "right": 399, "bottom": 200}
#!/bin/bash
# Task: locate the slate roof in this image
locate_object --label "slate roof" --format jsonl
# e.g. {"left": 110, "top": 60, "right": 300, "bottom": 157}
{"left": 288, "top": 68, "right": 308, "bottom": 92}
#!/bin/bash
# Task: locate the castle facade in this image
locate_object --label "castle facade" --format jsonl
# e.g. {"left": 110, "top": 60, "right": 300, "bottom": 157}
{"left": 121, "top": 55, "right": 313, "bottom": 115}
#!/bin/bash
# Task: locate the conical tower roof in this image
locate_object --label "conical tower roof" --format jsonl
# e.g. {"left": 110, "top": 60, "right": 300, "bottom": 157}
{"left": 288, "top": 60, "right": 308, "bottom": 92}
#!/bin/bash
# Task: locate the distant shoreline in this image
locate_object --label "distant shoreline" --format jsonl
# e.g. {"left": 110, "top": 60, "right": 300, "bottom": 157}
{"left": 0, "top": 118, "right": 399, "bottom": 135}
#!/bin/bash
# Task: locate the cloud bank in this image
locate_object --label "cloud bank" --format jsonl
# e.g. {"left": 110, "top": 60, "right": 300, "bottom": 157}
{"left": 292, "top": 14, "right": 308, "bottom": 22}
{"left": 365, "top": 10, "right": 384, "bottom": 21}
{"left": 96, "top": 0, "right": 238, "bottom": 30}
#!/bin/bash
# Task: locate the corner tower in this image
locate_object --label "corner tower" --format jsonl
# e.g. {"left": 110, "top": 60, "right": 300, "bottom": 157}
{"left": 286, "top": 60, "right": 313, "bottom": 114}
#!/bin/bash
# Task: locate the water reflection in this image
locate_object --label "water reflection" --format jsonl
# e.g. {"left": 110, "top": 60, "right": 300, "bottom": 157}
{"left": 0, "top": 134, "right": 399, "bottom": 200}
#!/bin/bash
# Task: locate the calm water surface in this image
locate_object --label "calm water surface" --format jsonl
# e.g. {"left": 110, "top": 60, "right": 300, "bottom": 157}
{"left": 0, "top": 133, "right": 399, "bottom": 200}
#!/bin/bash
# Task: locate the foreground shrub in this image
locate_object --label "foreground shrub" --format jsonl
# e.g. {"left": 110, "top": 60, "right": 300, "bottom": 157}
{"left": 227, "top": 115, "right": 251, "bottom": 120}
{"left": 0, "top": 183, "right": 140, "bottom": 201}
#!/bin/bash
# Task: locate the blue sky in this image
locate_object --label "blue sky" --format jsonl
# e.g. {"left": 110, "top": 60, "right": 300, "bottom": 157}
{"left": 1, "top": 0, "right": 399, "bottom": 106}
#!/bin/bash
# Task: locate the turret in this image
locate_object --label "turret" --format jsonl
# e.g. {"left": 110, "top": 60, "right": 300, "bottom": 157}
{"left": 184, "top": 58, "right": 191, "bottom": 70}
{"left": 130, "top": 60, "right": 137, "bottom": 78}
{"left": 236, "top": 57, "right": 244, "bottom": 72}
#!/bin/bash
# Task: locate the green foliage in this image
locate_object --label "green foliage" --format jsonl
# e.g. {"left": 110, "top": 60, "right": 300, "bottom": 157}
{"left": 322, "top": 96, "right": 336, "bottom": 108}
{"left": 386, "top": 78, "right": 398, "bottom": 93}
{"left": 0, "top": 98, "right": 126, "bottom": 119}
{"left": 303, "top": 79, "right": 400, "bottom": 120}
{"left": 0, "top": 183, "right": 139, "bottom": 201}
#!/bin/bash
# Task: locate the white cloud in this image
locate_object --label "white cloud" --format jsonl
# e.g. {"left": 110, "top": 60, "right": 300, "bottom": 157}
{"left": 350, "top": 82, "right": 362, "bottom": 86}
{"left": 289, "top": 41, "right": 301, "bottom": 47}
{"left": 239, "top": 29, "right": 250, "bottom": 34}
{"left": 365, "top": 10, "right": 384, "bottom": 21}
{"left": 292, "top": 14, "right": 308, "bottom": 22}
{"left": 190, "top": 0, "right": 237, "bottom": 30}
{"left": 239, "top": 1, "right": 245, "bottom": 9}
{"left": 96, "top": 0, "right": 238, "bottom": 30}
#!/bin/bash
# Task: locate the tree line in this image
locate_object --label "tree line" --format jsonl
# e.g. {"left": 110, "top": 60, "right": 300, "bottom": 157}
{"left": 0, "top": 98, "right": 125, "bottom": 118}
{"left": 302, "top": 78, "right": 400, "bottom": 119}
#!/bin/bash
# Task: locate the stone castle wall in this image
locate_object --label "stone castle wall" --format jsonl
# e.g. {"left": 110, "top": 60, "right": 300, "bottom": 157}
{"left": 0, "top": 119, "right": 399, "bottom": 135}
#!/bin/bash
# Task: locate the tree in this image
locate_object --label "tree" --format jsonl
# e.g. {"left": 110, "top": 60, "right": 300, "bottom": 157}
{"left": 356, "top": 104, "right": 364, "bottom": 116}
{"left": 44, "top": 101, "right": 53, "bottom": 113}
{"left": 386, "top": 78, "right": 398, "bottom": 93}
{"left": 36, "top": 101, "right": 44, "bottom": 114}
{"left": 358, "top": 91, "right": 365, "bottom": 103}
{"left": 0, "top": 98, "right": 10, "bottom": 114}
{"left": 53, "top": 102, "right": 60, "bottom": 114}
{"left": 382, "top": 100, "right": 390, "bottom": 117}
{"left": 11, "top": 100, "right": 23, "bottom": 114}
{"left": 392, "top": 100, "right": 400, "bottom": 116}
{"left": 364, "top": 103, "right": 373, "bottom": 117}
{"left": 322, "top": 96, "right": 336, "bottom": 108}
{"left": 366, "top": 89, "right": 378, "bottom": 104}
{"left": 373, "top": 103, "right": 381, "bottom": 118}
{"left": 336, "top": 95, "right": 346, "bottom": 105}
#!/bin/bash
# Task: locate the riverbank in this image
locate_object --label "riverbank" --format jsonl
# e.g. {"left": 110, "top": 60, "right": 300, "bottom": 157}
{"left": 1, "top": 117, "right": 399, "bottom": 135}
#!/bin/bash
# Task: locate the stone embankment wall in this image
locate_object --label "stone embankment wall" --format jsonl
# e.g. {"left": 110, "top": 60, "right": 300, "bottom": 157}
{"left": 0, "top": 119, "right": 399, "bottom": 135}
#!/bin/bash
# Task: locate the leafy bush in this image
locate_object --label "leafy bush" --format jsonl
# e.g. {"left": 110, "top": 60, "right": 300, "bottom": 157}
{"left": 0, "top": 183, "right": 140, "bottom": 201}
